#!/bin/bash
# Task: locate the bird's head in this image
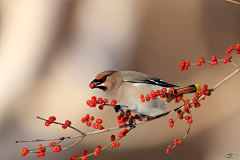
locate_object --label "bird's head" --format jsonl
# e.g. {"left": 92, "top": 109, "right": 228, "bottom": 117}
{"left": 89, "top": 71, "right": 117, "bottom": 91}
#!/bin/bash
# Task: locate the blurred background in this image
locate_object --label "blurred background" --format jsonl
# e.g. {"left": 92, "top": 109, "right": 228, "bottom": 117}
{"left": 0, "top": 0, "right": 240, "bottom": 160}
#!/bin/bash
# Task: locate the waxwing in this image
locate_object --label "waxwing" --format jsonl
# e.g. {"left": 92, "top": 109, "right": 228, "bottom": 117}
{"left": 90, "top": 71, "right": 201, "bottom": 118}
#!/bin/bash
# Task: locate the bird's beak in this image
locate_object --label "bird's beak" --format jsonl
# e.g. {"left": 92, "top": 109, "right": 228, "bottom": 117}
{"left": 89, "top": 79, "right": 107, "bottom": 91}
{"left": 89, "top": 79, "right": 102, "bottom": 89}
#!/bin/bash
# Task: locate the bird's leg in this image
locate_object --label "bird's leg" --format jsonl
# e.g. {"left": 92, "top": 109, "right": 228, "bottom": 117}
{"left": 114, "top": 105, "right": 121, "bottom": 113}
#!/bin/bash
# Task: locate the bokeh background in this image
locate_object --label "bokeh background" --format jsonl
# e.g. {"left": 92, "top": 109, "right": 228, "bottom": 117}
{"left": 0, "top": 0, "right": 240, "bottom": 160}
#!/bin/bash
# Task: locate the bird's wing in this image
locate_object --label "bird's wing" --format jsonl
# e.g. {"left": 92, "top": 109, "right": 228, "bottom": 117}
{"left": 120, "top": 71, "right": 178, "bottom": 88}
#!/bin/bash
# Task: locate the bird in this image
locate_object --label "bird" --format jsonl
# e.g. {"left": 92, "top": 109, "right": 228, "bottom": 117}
{"left": 89, "top": 70, "right": 201, "bottom": 119}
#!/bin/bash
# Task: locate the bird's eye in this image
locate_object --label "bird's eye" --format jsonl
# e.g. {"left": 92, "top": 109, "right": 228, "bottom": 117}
{"left": 101, "top": 76, "right": 108, "bottom": 82}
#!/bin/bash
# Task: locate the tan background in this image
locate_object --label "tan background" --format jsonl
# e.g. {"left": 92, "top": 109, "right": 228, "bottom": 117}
{"left": 0, "top": 0, "right": 240, "bottom": 160}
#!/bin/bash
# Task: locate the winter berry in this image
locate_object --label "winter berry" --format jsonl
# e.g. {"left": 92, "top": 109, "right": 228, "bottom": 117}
{"left": 186, "top": 60, "right": 190, "bottom": 64}
{"left": 174, "top": 141, "right": 179, "bottom": 146}
{"left": 122, "top": 117, "right": 128, "bottom": 123}
{"left": 169, "top": 122, "right": 174, "bottom": 127}
{"left": 112, "top": 143, "right": 116, "bottom": 148}
{"left": 228, "top": 55, "right": 232, "bottom": 59}
{"left": 180, "top": 67, "right": 184, "bottom": 71}
{"left": 161, "top": 88, "right": 167, "bottom": 93}
{"left": 92, "top": 96, "right": 96, "bottom": 100}
{"left": 211, "top": 55, "right": 216, "bottom": 61}
{"left": 126, "top": 110, "right": 131, "bottom": 116}
{"left": 22, "top": 148, "right": 29, "bottom": 154}
{"left": 194, "top": 102, "right": 201, "bottom": 108}
{"left": 146, "top": 97, "right": 150, "bottom": 101}
{"left": 230, "top": 45, "right": 234, "bottom": 49}
{"left": 65, "top": 120, "right": 71, "bottom": 126}
{"left": 111, "top": 100, "right": 117, "bottom": 106}
{"left": 185, "top": 116, "right": 191, "bottom": 120}
{"left": 89, "top": 83, "right": 94, "bottom": 88}
{"left": 169, "top": 119, "right": 173, "bottom": 123}
{"left": 45, "top": 121, "right": 50, "bottom": 126}
{"left": 178, "top": 115, "right": 183, "bottom": 119}
{"left": 140, "top": 94, "right": 144, "bottom": 98}
{"left": 181, "top": 60, "right": 185, "bottom": 64}
{"left": 96, "top": 119, "right": 103, "bottom": 124}
{"left": 49, "top": 116, "right": 56, "bottom": 122}
{"left": 89, "top": 116, "right": 94, "bottom": 121}
{"left": 56, "top": 145, "right": 61, "bottom": 151}
{"left": 87, "top": 100, "right": 91, "bottom": 105}
{"left": 38, "top": 144, "right": 43, "bottom": 151}
{"left": 116, "top": 142, "right": 120, "bottom": 147}
{"left": 82, "top": 150, "right": 88, "bottom": 156}
{"left": 52, "top": 142, "right": 56, "bottom": 147}
{"left": 85, "top": 114, "right": 89, "bottom": 119}
{"left": 53, "top": 148, "right": 57, "bottom": 152}
{"left": 170, "top": 87, "right": 175, "bottom": 92}
{"left": 62, "top": 125, "right": 67, "bottom": 129}
{"left": 141, "top": 98, "right": 145, "bottom": 102}
{"left": 187, "top": 119, "right": 193, "bottom": 124}
{"left": 103, "top": 99, "right": 108, "bottom": 103}
{"left": 98, "top": 125, "right": 103, "bottom": 130}
{"left": 225, "top": 50, "right": 230, "bottom": 54}
{"left": 197, "top": 62, "right": 201, "bottom": 66}
{"left": 147, "top": 116, "right": 153, "bottom": 120}
{"left": 94, "top": 151, "right": 99, "bottom": 156}
{"left": 40, "top": 152, "right": 45, "bottom": 157}
{"left": 81, "top": 117, "right": 87, "bottom": 123}
{"left": 111, "top": 135, "right": 116, "bottom": 142}
{"left": 166, "top": 148, "right": 171, "bottom": 154}
{"left": 199, "top": 57, "right": 204, "bottom": 63}
{"left": 86, "top": 121, "right": 91, "bottom": 127}
{"left": 36, "top": 152, "right": 41, "bottom": 158}
{"left": 73, "top": 154, "right": 78, "bottom": 159}
{"left": 98, "top": 105, "right": 104, "bottom": 110}
{"left": 21, "top": 152, "right": 26, "bottom": 156}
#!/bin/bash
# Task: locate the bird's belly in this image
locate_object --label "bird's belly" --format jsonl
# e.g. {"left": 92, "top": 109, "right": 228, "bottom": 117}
{"left": 116, "top": 83, "right": 168, "bottom": 117}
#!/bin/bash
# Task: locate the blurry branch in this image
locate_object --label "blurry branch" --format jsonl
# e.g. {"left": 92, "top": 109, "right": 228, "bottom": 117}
{"left": 226, "top": 0, "right": 240, "bottom": 5}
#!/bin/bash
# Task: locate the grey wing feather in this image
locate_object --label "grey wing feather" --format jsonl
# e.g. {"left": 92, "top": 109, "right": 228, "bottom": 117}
{"left": 120, "top": 71, "right": 178, "bottom": 88}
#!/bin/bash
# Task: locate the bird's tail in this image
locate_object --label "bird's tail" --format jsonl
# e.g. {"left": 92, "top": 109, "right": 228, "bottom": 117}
{"left": 175, "top": 84, "right": 201, "bottom": 95}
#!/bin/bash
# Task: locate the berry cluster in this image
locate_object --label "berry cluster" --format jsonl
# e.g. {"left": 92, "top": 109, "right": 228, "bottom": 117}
{"left": 81, "top": 150, "right": 88, "bottom": 160}
{"left": 86, "top": 96, "right": 108, "bottom": 109}
{"left": 179, "top": 60, "right": 190, "bottom": 71}
{"left": 45, "top": 116, "right": 56, "bottom": 126}
{"left": 94, "top": 146, "right": 101, "bottom": 156}
{"left": 81, "top": 114, "right": 104, "bottom": 130}
{"left": 140, "top": 87, "right": 177, "bottom": 102}
{"left": 52, "top": 145, "right": 61, "bottom": 153}
{"left": 70, "top": 154, "right": 78, "bottom": 160}
{"left": 62, "top": 120, "right": 71, "bottom": 129}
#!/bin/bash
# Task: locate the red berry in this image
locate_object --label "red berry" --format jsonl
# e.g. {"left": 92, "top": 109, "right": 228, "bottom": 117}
{"left": 141, "top": 98, "right": 145, "bottom": 102}
{"left": 81, "top": 117, "right": 87, "bottom": 123}
{"left": 82, "top": 150, "right": 88, "bottom": 156}
{"left": 86, "top": 121, "right": 91, "bottom": 127}
{"left": 199, "top": 57, "right": 204, "bottom": 63}
{"left": 187, "top": 119, "right": 193, "bottom": 123}
{"left": 49, "top": 116, "right": 55, "bottom": 122}
{"left": 87, "top": 100, "right": 91, "bottom": 105}
{"left": 98, "top": 125, "right": 103, "bottom": 130}
{"left": 178, "top": 115, "right": 183, "bottom": 119}
{"left": 73, "top": 154, "right": 78, "bottom": 159}
{"left": 180, "top": 67, "right": 184, "bottom": 71}
{"left": 181, "top": 60, "right": 185, "bottom": 64}
{"left": 147, "top": 116, "right": 153, "bottom": 120}
{"left": 185, "top": 116, "right": 190, "bottom": 120}
{"left": 237, "top": 50, "right": 240, "bottom": 54}
{"left": 161, "top": 88, "right": 167, "bottom": 93}
{"left": 56, "top": 145, "right": 61, "bottom": 151}
{"left": 103, "top": 99, "right": 108, "bottom": 103}
{"left": 166, "top": 148, "right": 171, "bottom": 154}
{"left": 21, "top": 152, "right": 26, "bottom": 156}
{"left": 96, "top": 119, "right": 103, "bottom": 124}
{"left": 62, "top": 125, "right": 67, "bottom": 129}
{"left": 122, "top": 117, "right": 128, "bottom": 123}
{"left": 169, "top": 122, "right": 174, "bottom": 128}
{"left": 223, "top": 59, "right": 227, "bottom": 64}
{"left": 89, "top": 83, "right": 94, "bottom": 88}
{"left": 111, "top": 135, "right": 116, "bottom": 141}
{"left": 45, "top": 121, "right": 50, "bottom": 126}
{"left": 112, "top": 143, "right": 116, "bottom": 148}
{"left": 186, "top": 60, "right": 190, "bottom": 64}
{"left": 115, "top": 142, "right": 120, "bottom": 147}
{"left": 146, "top": 97, "right": 150, "bottom": 101}
{"left": 111, "top": 100, "right": 117, "bottom": 106}
{"left": 150, "top": 91, "right": 156, "bottom": 95}
{"left": 92, "top": 96, "right": 96, "bottom": 100}
{"left": 230, "top": 45, "right": 234, "bottom": 49}
{"left": 126, "top": 110, "right": 131, "bottom": 116}
{"left": 22, "top": 148, "right": 29, "bottom": 154}
{"left": 40, "top": 152, "right": 45, "bottom": 157}
{"left": 52, "top": 142, "right": 56, "bottom": 147}
{"left": 214, "top": 60, "right": 218, "bottom": 65}
{"left": 211, "top": 61, "right": 214, "bottom": 66}
{"left": 225, "top": 50, "right": 230, "bottom": 54}
{"left": 38, "top": 144, "right": 43, "bottom": 151}
{"left": 65, "top": 120, "right": 71, "bottom": 126}
{"left": 94, "top": 151, "right": 99, "bottom": 156}
{"left": 169, "top": 119, "right": 173, "bottom": 123}
{"left": 98, "top": 105, "right": 104, "bottom": 110}
{"left": 95, "top": 146, "right": 101, "bottom": 152}
{"left": 170, "top": 87, "right": 175, "bottom": 92}
{"left": 194, "top": 102, "right": 201, "bottom": 108}
{"left": 174, "top": 138, "right": 178, "bottom": 142}
{"left": 82, "top": 155, "right": 88, "bottom": 160}
{"left": 228, "top": 55, "right": 232, "bottom": 59}
{"left": 36, "top": 152, "right": 41, "bottom": 158}
{"left": 53, "top": 148, "right": 57, "bottom": 152}
{"left": 174, "top": 141, "right": 179, "bottom": 146}
{"left": 197, "top": 61, "right": 201, "bottom": 66}
{"left": 211, "top": 55, "right": 216, "bottom": 61}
